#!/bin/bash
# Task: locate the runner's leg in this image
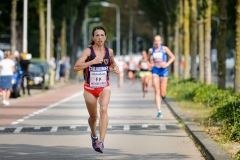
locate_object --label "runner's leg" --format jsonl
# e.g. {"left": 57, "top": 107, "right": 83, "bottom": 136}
{"left": 84, "top": 91, "right": 98, "bottom": 137}
{"left": 160, "top": 77, "right": 168, "bottom": 98}
{"left": 152, "top": 74, "right": 161, "bottom": 110}
{"left": 98, "top": 87, "right": 111, "bottom": 142}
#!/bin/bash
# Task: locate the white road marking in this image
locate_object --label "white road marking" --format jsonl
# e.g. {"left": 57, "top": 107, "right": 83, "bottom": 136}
{"left": 50, "top": 126, "right": 58, "bottom": 132}
{"left": 17, "top": 119, "right": 24, "bottom": 122}
{"left": 0, "top": 127, "right": 5, "bottom": 130}
{"left": 11, "top": 122, "right": 18, "bottom": 125}
{"left": 87, "top": 126, "right": 91, "bottom": 132}
{"left": 160, "top": 124, "right": 166, "bottom": 130}
{"left": 142, "top": 124, "right": 148, "bottom": 128}
{"left": 107, "top": 125, "right": 112, "bottom": 129}
{"left": 34, "top": 126, "right": 41, "bottom": 130}
{"left": 70, "top": 125, "right": 77, "bottom": 129}
{"left": 13, "top": 127, "right": 22, "bottom": 133}
{"left": 124, "top": 124, "right": 130, "bottom": 131}
{"left": 23, "top": 116, "right": 30, "bottom": 119}
{"left": 9, "top": 91, "right": 83, "bottom": 125}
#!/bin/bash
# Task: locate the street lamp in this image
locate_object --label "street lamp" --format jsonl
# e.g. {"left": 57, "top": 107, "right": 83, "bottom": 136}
{"left": 46, "top": 0, "right": 51, "bottom": 62}
{"left": 23, "top": 0, "right": 28, "bottom": 53}
{"left": 87, "top": 17, "right": 101, "bottom": 43}
{"left": 84, "top": 2, "right": 120, "bottom": 56}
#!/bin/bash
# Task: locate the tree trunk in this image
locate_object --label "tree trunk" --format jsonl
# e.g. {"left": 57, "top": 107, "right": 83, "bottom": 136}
{"left": 183, "top": 0, "right": 190, "bottom": 79}
{"left": 70, "top": 0, "right": 88, "bottom": 78}
{"left": 16, "top": 21, "right": 22, "bottom": 53}
{"left": 190, "top": 0, "right": 197, "bottom": 78}
{"left": 204, "top": 0, "right": 212, "bottom": 84}
{"left": 235, "top": 0, "right": 240, "bottom": 93}
{"left": 174, "top": 3, "right": 180, "bottom": 78}
{"left": 179, "top": 0, "right": 184, "bottom": 77}
{"left": 198, "top": 18, "right": 204, "bottom": 82}
{"left": 217, "top": 0, "right": 227, "bottom": 89}
{"left": 11, "top": 0, "right": 17, "bottom": 55}
{"left": 51, "top": 19, "right": 55, "bottom": 57}
{"left": 39, "top": 0, "right": 45, "bottom": 59}
{"left": 61, "top": 17, "right": 66, "bottom": 57}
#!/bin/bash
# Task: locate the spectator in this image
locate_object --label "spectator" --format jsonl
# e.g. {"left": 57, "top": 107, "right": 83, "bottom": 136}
{"left": 19, "top": 53, "right": 31, "bottom": 96}
{"left": 0, "top": 51, "right": 15, "bottom": 105}
{"left": 56, "top": 56, "right": 66, "bottom": 84}
{"left": 65, "top": 57, "right": 71, "bottom": 82}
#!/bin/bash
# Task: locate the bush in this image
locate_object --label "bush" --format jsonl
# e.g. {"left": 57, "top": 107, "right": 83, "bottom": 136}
{"left": 194, "top": 84, "right": 233, "bottom": 107}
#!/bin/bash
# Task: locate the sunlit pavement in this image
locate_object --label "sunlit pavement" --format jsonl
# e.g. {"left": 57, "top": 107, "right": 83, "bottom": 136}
{"left": 0, "top": 76, "right": 204, "bottom": 160}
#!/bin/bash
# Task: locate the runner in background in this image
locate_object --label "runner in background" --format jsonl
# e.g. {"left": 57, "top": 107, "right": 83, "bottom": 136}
{"left": 116, "top": 56, "right": 126, "bottom": 88}
{"left": 127, "top": 55, "right": 138, "bottom": 88}
{"left": 73, "top": 26, "right": 119, "bottom": 153}
{"left": 138, "top": 50, "right": 151, "bottom": 97}
{"left": 148, "top": 35, "right": 175, "bottom": 118}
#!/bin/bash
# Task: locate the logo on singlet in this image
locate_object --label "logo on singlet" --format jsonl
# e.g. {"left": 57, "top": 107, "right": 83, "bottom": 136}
{"left": 104, "top": 59, "right": 109, "bottom": 65}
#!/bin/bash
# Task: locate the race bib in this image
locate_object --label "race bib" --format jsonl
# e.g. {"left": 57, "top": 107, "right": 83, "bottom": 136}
{"left": 153, "top": 51, "right": 163, "bottom": 62}
{"left": 141, "top": 61, "right": 148, "bottom": 69}
{"left": 90, "top": 71, "right": 107, "bottom": 88}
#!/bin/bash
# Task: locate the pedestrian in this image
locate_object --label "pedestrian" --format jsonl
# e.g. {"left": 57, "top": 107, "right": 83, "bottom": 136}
{"left": 73, "top": 26, "right": 119, "bottom": 153}
{"left": 19, "top": 53, "right": 31, "bottom": 96}
{"left": 138, "top": 50, "right": 151, "bottom": 98}
{"left": 127, "top": 55, "right": 138, "bottom": 88}
{"left": 148, "top": 35, "right": 175, "bottom": 118}
{"left": 116, "top": 56, "right": 126, "bottom": 88}
{"left": 65, "top": 57, "right": 71, "bottom": 82}
{"left": 0, "top": 51, "right": 15, "bottom": 105}
{"left": 58, "top": 56, "right": 66, "bottom": 84}
{"left": 48, "top": 57, "right": 56, "bottom": 87}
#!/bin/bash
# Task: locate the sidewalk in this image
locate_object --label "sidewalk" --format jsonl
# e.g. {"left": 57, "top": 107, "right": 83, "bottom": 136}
{"left": 0, "top": 81, "right": 83, "bottom": 126}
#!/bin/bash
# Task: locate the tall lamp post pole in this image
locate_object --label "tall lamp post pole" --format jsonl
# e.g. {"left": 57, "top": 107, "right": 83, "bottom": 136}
{"left": 84, "top": 2, "right": 120, "bottom": 56}
{"left": 46, "top": 0, "right": 51, "bottom": 62}
{"left": 23, "top": 0, "right": 28, "bottom": 53}
{"left": 128, "top": 7, "right": 133, "bottom": 55}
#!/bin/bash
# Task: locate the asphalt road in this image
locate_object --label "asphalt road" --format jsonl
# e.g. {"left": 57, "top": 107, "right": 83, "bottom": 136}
{"left": 0, "top": 77, "right": 204, "bottom": 160}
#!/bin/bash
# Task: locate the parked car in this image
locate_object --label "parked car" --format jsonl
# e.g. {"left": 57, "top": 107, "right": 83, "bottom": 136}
{"left": 11, "top": 63, "right": 23, "bottom": 98}
{"left": 28, "top": 59, "right": 50, "bottom": 89}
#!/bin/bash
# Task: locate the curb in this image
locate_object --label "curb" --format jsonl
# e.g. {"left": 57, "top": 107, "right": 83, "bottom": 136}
{"left": 164, "top": 98, "right": 231, "bottom": 160}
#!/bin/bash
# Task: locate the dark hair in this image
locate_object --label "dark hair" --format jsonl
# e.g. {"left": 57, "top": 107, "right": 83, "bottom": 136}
{"left": 89, "top": 26, "right": 108, "bottom": 45}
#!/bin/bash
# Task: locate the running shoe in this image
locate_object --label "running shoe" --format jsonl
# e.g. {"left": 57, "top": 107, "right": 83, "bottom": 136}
{"left": 91, "top": 134, "right": 98, "bottom": 151}
{"left": 157, "top": 112, "right": 163, "bottom": 118}
{"left": 95, "top": 141, "right": 104, "bottom": 153}
{"left": 162, "top": 96, "right": 166, "bottom": 100}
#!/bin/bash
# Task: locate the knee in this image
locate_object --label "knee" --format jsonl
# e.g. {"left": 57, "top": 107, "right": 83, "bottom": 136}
{"left": 89, "top": 115, "right": 98, "bottom": 122}
{"left": 154, "top": 89, "right": 160, "bottom": 95}
{"left": 100, "top": 107, "right": 108, "bottom": 116}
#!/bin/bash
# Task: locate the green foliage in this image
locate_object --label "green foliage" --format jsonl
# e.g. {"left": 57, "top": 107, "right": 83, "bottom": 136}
{"left": 168, "top": 78, "right": 240, "bottom": 142}
{"left": 236, "top": 150, "right": 240, "bottom": 160}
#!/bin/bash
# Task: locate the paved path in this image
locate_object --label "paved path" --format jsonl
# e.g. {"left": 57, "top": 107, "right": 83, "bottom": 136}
{"left": 0, "top": 77, "right": 204, "bottom": 160}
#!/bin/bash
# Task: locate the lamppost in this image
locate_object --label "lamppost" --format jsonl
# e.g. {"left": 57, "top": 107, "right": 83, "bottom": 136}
{"left": 46, "top": 0, "right": 51, "bottom": 62}
{"left": 84, "top": 2, "right": 120, "bottom": 56}
{"left": 23, "top": 0, "right": 28, "bottom": 53}
{"left": 87, "top": 17, "right": 101, "bottom": 43}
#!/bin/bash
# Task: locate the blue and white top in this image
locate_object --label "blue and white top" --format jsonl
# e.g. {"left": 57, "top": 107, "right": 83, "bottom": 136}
{"left": 152, "top": 46, "right": 167, "bottom": 63}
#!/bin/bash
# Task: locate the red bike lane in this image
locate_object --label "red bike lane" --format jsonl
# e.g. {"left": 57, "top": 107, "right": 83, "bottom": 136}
{"left": 0, "top": 83, "right": 83, "bottom": 126}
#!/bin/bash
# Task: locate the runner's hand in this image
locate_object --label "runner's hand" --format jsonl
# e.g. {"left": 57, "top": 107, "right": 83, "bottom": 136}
{"left": 114, "top": 66, "right": 120, "bottom": 75}
{"left": 160, "top": 62, "right": 168, "bottom": 68}
{"left": 92, "top": 56, "right": 103, "bottom": 64}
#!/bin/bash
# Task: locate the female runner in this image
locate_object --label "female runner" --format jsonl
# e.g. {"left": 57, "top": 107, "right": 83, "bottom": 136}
{"left": 138, "top": 50, "right": 151, "bottom": 97}
{"left": 148, "top": 35, "right": 175, "bottom": 118}
{"left": 74, "top": 26, "right": 119, "bottom": 153}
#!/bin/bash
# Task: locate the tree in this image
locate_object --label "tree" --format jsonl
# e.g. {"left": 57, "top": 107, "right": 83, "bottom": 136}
{"left": 204, "top": 0, "right": 212, "bottom": 84}
{"left": 217, "top": 0, "right": 227, "bottom": 89}
{"left": 235, "top": 0, "right": 240, "bottom": 93}
{"left": 183, "top": 0, "right": 190, "bottom": 79}
{"left": 60, "top": 17, "right": 66, "bottom": 57}
{"left": 198, "top": 0, "right": 204, "bottom": 82}
{"left": 179, "top": 0, "right": 184, "bottom": 77}
{"left": 174, "top": 2, "right": 180, "bottom": 78}
{"left": 190, "top": 0, "right": 197, "bottom": 78}
{"left": 39, "top": 0, "right": 45, "bottom": 59}
{"left": 10, "top": 0, "right": 17, "bottom": 55}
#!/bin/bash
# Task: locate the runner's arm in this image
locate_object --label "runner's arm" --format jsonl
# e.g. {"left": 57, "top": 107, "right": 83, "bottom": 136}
{"left": 74, "top": 48, "right": 104, "bottom": 72}
{"left": 164, "top": 46, "right": 175, "bottom": 67}
{"left": 148, "top": 48, "right": 154, "bottom": 66}
{"left": 109, "top": 49, "right": 120, "bottom": 75}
